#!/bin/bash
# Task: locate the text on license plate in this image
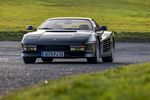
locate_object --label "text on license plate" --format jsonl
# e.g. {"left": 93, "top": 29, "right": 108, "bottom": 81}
{"left": 41, "top": 51, "right": 64, "bottom": 57}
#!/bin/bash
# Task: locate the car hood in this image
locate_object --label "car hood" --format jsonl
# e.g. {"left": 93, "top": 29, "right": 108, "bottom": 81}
{"left": 22, "top": 30, "right": 96, "bottom": 45}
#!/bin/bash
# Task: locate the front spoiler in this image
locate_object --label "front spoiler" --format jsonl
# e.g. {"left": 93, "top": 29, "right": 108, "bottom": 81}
{"left": 22, "top": 51, "right": 95, "bottom": 58}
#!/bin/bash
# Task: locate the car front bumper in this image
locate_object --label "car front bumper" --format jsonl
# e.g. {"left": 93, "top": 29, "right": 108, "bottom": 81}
{"left": 22, "top": 51, "right": 95, "bottom": 58}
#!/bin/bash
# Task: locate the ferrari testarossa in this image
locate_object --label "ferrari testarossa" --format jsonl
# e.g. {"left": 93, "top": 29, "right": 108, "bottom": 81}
{"left": 21, "top": 17, "right": 115, "bottom": 64}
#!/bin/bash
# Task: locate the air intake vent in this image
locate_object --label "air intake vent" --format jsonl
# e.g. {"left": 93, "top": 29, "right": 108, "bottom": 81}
{"left": 103, "top": 38, "right": 111, "bottom": 52}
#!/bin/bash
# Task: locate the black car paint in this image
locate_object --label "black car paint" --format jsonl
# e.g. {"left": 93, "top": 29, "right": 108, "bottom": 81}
{"left": 22, "top": 30, "right": 96, "bottom": 45}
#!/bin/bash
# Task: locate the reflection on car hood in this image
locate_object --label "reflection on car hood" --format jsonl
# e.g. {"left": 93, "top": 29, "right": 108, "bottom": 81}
{"left": 22, "top": 30, "right": 95, "bottom": 45}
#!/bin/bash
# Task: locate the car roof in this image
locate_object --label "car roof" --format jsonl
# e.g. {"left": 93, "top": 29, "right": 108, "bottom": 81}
{"left": 48, "top": 17, "right": 92, "bottom": 20}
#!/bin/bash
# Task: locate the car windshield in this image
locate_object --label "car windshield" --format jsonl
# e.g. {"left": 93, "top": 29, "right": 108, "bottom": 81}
{"left": 39, "top": 19, "right": 93, "bottom": 30}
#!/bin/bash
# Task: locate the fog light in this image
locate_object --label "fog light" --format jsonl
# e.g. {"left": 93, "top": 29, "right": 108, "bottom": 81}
{"left": 22, "top": 45, "right": 37, "bottom": 51}
{"left": 70, "top": 46, "right": 85, "bottom": 51}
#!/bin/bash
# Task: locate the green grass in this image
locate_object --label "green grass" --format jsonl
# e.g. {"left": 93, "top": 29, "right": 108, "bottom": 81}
{"left": 1, "top": 63, "right": 150, "bottom": 100}
{"left": 0, "top": 31, "right": 26, "bottom": 41}
{"left": 115, "top": 32, "right": 150, "bottom": 42}
{"left": 0, "top": 0, "right": 150, "bottom": 41}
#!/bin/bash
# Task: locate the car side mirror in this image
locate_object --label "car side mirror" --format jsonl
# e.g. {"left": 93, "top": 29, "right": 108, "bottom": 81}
{"left": 26, "top": 25, "right": 36, "bottom": 30}
{"left": 95, "top": 27, "right": 101, "bottom": 31}
{"left": 100, "top": 26, "right": 108, "bottom": 31}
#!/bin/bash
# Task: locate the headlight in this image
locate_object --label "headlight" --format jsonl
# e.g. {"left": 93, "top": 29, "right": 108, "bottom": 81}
{"left": 22, "top": 45, "right": 37, "bottom": 51}
{"left": 70, "top": 46, "right": 85, "bottom": 51}
{"left": 85, "top": 43, "right": 96, "bottom": 51}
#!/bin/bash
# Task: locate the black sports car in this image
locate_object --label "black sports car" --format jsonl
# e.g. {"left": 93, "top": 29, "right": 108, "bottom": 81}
{"left": 21, "top": 17, "right": 115, "bottom": 64}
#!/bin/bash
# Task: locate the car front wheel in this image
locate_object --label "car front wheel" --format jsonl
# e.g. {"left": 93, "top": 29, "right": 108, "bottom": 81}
{"left": 102, "top": 56, "right": 113, "bottom": 62}
{"left": 87, "top": 40, "right": 100, "bottom": 64}
{"left": 23, "top": 57, "right": 36, "bottom": 64}
{"left": 102, "top": 45, "right": 114, "bottom": 62}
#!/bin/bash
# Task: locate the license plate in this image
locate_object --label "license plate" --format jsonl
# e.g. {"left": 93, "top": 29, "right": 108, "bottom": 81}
{"left": 41, "top": 51, "right": 64, "bottom": 57}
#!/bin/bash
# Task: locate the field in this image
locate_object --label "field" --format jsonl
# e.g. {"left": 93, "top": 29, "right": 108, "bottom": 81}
{"left": 0, "top": 0, "right": 150, "bottom": 41}
{"left": 1, "top": 63, "right": 150, "bottom": 100}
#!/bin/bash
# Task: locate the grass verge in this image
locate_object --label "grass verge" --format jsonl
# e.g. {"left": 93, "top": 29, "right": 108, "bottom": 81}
{"left": 0, "top": 31, "right": 26, "bottom": 41}
{"left": 115, "top": 32, "right": 150, "bottom": 42}
{"left": 1, "top": 63, "right": 150, "bottom": 100}
{"left": 0, "top": 0, "right": 150, "bottom": 41}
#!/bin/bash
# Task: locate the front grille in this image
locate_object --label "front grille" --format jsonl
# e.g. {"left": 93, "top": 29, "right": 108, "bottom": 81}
{"left": 65, "top": 52, "right": 85, "bottom": 57}
{"left": 37, "top": 45, "right": 70, "bottom": 51}
{"left": 103, "top": 38, "right": 111, "bottom": 52}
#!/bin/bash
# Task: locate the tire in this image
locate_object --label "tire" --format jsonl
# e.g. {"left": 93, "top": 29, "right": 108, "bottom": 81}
{"left": 102, "top": 56, "right": 113, "bottom": 62}
{"left": 87, "top": 58, "right": 97, "bottom": 63}
{"left": 87, "top": 39, "right": 100, "bottom": 64}
{"left": 23, "top": 57, "right": 36, "bottom": 64}
{"left": 41, "top": 58, "right": 53, "bottom": 63}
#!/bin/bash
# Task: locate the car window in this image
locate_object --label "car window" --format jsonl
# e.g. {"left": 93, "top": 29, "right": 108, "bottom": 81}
{"left": 92, "top": 19, "right": 100, "bottom": 28}
{"left": 39, "top": 19, "right": 93, "bottom": 30}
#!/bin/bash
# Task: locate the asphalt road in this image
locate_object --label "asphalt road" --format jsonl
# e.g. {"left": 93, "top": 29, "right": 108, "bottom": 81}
{"left": 0, "top": 41, "right": 150, "bottom": 95}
